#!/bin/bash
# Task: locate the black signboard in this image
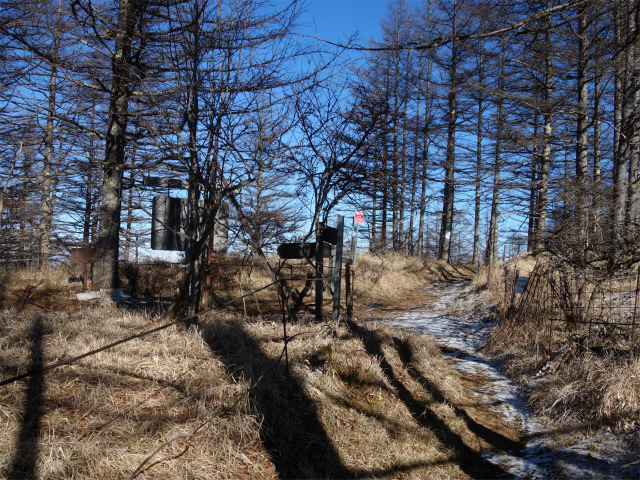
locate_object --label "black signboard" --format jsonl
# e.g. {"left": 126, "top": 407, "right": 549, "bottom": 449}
{"left": 277, "top": 242, "right": 332, "bottom": 259}
{"left": 323, "top": 226, "right": 338, "bottom": 244}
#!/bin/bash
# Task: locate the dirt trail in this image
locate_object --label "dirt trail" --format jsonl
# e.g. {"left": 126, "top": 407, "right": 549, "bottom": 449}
{"left": 364, "top": 278, "right": 638, "bottom": 479}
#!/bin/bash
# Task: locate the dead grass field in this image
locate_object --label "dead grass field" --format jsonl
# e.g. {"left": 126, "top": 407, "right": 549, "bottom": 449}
{"left": 0, "top": 255, "right": 519, "bottom": 479}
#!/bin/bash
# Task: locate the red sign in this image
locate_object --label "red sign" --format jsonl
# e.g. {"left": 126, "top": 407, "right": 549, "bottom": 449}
{"left": 354, "top": 211, "right": 364, "bottom": 224}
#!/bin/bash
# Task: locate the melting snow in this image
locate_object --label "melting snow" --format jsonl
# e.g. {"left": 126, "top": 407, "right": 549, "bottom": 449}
{"left": 380, "top": 280, "right": 639, "bottom": 479}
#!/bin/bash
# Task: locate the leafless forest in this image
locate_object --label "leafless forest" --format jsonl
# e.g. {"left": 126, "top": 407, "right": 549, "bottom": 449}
{"left": 1, "top": 0, "right": 639, "bottom": 309}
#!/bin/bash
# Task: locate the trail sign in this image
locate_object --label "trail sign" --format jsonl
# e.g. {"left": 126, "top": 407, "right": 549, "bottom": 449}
{"left": 354, "top": 211, "right": 364, "bottom": 224}
{"left": 70, "top": 248, "right": 95, "bottom": 290}
{"left": 277, "top": 242, "right": 332, "bottom": 259}
{"left": 323, "top": 226, "right": 338, "bottom": 245}
{"left": 70, "top": 248, "right": 95, "bottom": 264}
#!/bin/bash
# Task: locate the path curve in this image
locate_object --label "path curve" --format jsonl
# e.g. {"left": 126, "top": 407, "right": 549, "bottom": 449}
{"left": 385, "top": 279, "right": 637, "bottom": 479}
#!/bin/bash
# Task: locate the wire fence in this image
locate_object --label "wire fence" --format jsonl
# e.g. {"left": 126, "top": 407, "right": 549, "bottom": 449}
{"left": 502, "top": 262, "right": 640, "bottom": 359}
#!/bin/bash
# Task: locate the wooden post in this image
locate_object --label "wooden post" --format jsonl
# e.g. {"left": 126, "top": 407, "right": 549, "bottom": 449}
{"left": 315, "top": 222, "right": 324, "bottom": 322}
{"left": 332, "top": 216, "right": 344, "bottom": 326}
{"left": 345, "top": 263, "right": 352, "bottom": 320}
{"left": 504, "top": 266, "right": 510, "bottom": 307}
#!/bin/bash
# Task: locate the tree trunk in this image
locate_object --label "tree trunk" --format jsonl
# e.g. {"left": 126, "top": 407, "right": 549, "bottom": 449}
{"left": 392, "top": 56, "right": 400, "bottom": 252}
{"left": 613, "top": 0, "right": 628, "bottom": 244}
{"left": 38, "top": 0, "right": 63, "bottom": 267}
{"left": 439, "top": 6, "right": 458, "bottom": 263}
{"left": 575, "top": 6, "right": 589, "bottom": 239}
{"left": 94, "top": 0, "right": 137, "bottom": 290}
{"left": 533, "top": 7, "right": 553, "bottom": 255}
{"left": 123, "top": 144, "right": 137, "bottom": 263}
{"left": 472, "top": 51, "right": 484, "bottom": 266}
{"left": 485, "top": 40, "right": 504, "bottom": 265}
{"left": 439, "top": 81, "right": 456, "bottom": 261}
{"left": 625, "top": 0, "right": 640, "bottom": 225}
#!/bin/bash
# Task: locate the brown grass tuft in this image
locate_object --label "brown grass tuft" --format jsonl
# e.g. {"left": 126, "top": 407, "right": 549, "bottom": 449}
{"left": 483, "top": 253, "right": 640, "bottom": 430}
{"left": 353, "top": 253, "right": 473, "bottom": 304}
{"left": 528, "top": 354, "right": 640, "bottom": 428}
{"left": 0, "top": 298, "right": 488, "bottom": 478}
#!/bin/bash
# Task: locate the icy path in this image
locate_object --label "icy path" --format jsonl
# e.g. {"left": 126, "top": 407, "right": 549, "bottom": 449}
{"left": 381, "top": 280, "right": 638, "bottom": 480}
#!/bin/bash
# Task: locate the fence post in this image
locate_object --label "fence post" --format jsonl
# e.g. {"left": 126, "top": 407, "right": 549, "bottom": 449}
{"left": 511, "top": 269, "right": 520, "bottom": 307}
{"left": 332, "top": 216, "right": 344, "bottom": 330}
{"left": 504, "top": 266, "right": 510, "bottom": 308}
{"left": 345, "top": 263, "right": 353, "bottom": 320}
{"left": 632, "top": 268, "right": 640, "bottom": 361}
{"left": 315, "top": 222, "right": 325, "bottom": 322}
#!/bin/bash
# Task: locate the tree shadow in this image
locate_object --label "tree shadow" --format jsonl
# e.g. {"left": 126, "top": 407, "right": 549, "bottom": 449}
{"left": 346, "top": 319, "right": 512, "bottom": 479}
{"left": 200, "top": 318, "right": 354, "bottom": 479}
{"left": 8, "top": 315, "right": 44, "bottom": 479}
{"left": 393, "top": 336, "right": 523, "bottom": 455}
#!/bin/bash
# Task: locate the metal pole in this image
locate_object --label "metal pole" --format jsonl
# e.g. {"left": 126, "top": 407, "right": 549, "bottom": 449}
{"left": 352, "top": 223, "right": 359, "bottom": 265}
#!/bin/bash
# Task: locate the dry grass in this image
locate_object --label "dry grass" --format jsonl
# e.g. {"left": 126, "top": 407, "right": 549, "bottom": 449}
{"left": 353, "top": 253, "right": 474, "bottom": 304}
{"left": 0, "top": 309, "right": 474, "bottom": 479}
{"left": 471, "top": 252, "right": 539, "bottom": 294}
{"left": 0, "top": 259, "right": 511, "bottom": 479}
{"left": 189, "top": 252, "right": 475, "bottom": 315}
{"left": 0, "top": 264, "right": 83, "bottom": 310}
{"left": 0, "top": 307, "right": 260, "bottom": 479}
{"left": 482, "top": 253, "right": 640, "bottom": 431}
{"left": 529, "top": 353, "right": 640, "bottom": 428}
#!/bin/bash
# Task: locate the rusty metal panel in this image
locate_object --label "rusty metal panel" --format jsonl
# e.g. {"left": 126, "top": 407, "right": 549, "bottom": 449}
{"left": 70, "top": 248, "right": 95, "bottom": 264}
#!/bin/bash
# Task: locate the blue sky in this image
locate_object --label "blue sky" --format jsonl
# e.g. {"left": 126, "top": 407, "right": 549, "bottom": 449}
{"left": 300, "top": 0, "right": 389, "bottom": 44}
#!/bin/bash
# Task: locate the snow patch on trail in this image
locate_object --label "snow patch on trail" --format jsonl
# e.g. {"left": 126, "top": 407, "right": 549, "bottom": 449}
{"left": 380, "top": 280, "right": 639, "bottom": 480}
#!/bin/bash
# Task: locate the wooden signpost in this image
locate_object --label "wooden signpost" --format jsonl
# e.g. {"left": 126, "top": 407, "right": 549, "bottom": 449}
{"left": 70, "top": 247, "right": 95, "bottom": 290}
{"left": 345, "top": 211, "right": 362, "bottom": 319}
{"left": 331, "top": 216, "right": 344, "bottom": 326}
{"left": 276, "top": 212, "right": 363, "bottom": 323}
{"left": 277, "top": 242, "right": 332, "bottom": 259}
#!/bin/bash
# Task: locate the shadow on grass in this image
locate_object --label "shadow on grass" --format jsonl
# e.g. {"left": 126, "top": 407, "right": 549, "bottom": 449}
{"left": 393, "top": 336, "right": 524, "bottom": 455}
{"left": 346, "top": 319, "right": 512, "bottom": 479}
{"left": 8, "top": 315, "right": 44, "bottom": 480}
{"left": 200, "top": 318, "right": 354, "bottom": 479}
